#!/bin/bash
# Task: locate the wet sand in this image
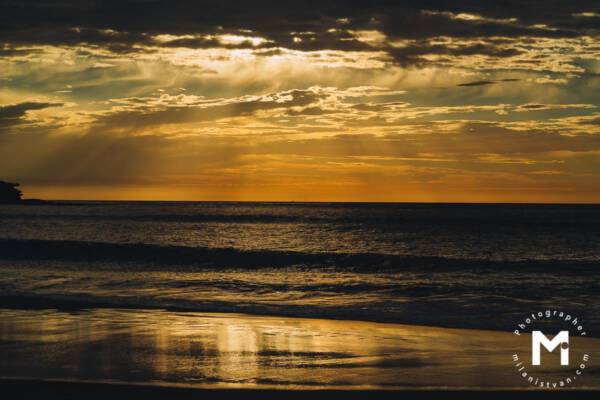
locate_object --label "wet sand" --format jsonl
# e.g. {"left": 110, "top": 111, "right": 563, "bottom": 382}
{"left": 1, "top": 308, "right": 599, "bottom": 391}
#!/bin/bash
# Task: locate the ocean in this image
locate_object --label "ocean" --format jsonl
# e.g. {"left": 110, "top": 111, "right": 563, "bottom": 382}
{"left": 1, "top": 201, "right": 599, "bottom": 333}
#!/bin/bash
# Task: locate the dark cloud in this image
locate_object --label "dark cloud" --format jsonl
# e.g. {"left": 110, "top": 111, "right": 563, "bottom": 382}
{"left": 457, "top": 78, "right": 521, "bottom": 86}
{"left": 457, "top": 80, "right": 497, "bottom": 87}
{"left": 518, "top": 103, "right": 546, "bottom": 109}
{"left": 0, "top": 101, "right": 62, "bottom": 130}
{"left": 1, "top": 1, "right": 598, "bottom": 66}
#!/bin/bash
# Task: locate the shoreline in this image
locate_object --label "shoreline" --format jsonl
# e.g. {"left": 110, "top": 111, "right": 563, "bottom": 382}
{"left": 0, "top": 293, "right": 505, "bottom": 332}
{"left": 1, "top": 294, "right": 599, "bottom": 338}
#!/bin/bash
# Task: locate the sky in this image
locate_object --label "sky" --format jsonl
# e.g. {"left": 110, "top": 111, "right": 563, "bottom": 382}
{"left": 1, "top": 0, "right": 600, "bottom": 202}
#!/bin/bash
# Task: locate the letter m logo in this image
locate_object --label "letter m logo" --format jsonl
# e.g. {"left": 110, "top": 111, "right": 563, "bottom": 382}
{"left": 532, "top": 331, "right": 569, "bottom": 366}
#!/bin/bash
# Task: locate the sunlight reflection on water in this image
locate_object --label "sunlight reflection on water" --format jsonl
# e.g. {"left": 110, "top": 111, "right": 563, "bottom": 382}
{"left": 2, "top": 308, "right": 599, "bottom": 389}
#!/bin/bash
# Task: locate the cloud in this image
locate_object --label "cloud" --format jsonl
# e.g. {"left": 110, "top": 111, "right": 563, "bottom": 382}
{"left": 0, "top": 101, "right": 63, "bottom": 130}
{"left": 457, "top": 80, "right": 497, "bottom": 87}
{"left": 1, "top": 1, "right": 599, "bottom": 70}
{"left": 457, "top": 78, "right": 524, "bottom": 87}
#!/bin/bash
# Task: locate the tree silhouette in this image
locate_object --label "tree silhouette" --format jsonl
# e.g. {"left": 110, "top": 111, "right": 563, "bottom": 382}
{"left": 0, "top": 180, "right": 23, "bottom": 203}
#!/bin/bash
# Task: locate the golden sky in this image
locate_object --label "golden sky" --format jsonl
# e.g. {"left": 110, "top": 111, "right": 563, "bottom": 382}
{"left": 1, "top": 1, "right": 600, "bottom": 202}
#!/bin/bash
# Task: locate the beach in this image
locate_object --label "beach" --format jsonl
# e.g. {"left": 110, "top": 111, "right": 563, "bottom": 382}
{"left": 1, "top": 307, "right": 600, "bottom": 391}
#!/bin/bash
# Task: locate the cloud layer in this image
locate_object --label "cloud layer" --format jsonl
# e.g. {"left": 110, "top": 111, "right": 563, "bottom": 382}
{"left": 1, "top": 1, "right": 599, "bottom": 201}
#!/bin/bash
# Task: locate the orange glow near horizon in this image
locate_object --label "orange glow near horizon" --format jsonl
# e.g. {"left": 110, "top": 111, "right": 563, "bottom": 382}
{"left": 23, "top": 183, "right": 600, "bottom": 204}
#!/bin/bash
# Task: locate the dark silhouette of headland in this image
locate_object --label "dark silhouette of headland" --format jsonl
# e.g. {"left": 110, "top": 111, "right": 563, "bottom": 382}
{"left": 0, "top": 180, "right": 46, "bottom": 204}
{"left": 0, "top": 181, "right": 23, "bottom": 203}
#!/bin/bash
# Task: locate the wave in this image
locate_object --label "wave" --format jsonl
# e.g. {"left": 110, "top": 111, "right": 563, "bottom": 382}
{"left": 0, "top": 238, "right": 597, "bottom": 272}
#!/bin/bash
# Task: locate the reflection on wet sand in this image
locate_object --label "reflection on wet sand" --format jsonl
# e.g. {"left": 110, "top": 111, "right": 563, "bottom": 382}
{"left": 0, "top": 308, "right": 599, "bottom": 389}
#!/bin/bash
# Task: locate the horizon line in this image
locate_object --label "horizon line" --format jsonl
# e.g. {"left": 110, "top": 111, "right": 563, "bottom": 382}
{"left": 24, "top": 199, "right": 600, "bottom": 206}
